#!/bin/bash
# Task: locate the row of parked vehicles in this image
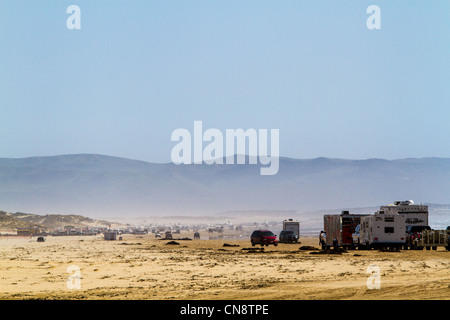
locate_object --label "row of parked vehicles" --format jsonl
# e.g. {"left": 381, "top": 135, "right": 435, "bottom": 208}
{"left": 250, "top": 219, "right": 300, "bottom": 246}
{"left": 247, "top": 200, "right": 449, "bottom": 251}
{"left": 319, "top": 200, "right": 450, "bottom": 251}
{"left": 250, "top": 229, "right": 301, "bottom": 246}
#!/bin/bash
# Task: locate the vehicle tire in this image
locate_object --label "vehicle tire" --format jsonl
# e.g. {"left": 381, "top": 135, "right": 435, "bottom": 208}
{"left": 432, "top": 246, "right": 437, "bottom": 251}
{"left": 251, "top": 242, "right": 255, "bottom": 247}
{"left": 274, "top": 243, "right": 278, "bottom": 246}
{"left": 426, "top": 246, "right": 431, "bottom": 250}
{"left": 446, "top": 246, "right": 450, "bottom": 251}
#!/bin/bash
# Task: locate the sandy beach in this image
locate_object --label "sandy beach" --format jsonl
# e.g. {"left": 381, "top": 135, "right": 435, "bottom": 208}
{"left": 0, "top": 232, "right": 448, "bottom": 300}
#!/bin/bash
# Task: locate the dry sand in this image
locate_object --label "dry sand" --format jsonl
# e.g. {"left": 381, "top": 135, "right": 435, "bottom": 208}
{"left": 0, "top": 233, "right": 448, "bottom": 300}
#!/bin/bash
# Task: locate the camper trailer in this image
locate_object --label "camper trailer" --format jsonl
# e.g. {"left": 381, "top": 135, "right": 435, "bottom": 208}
{"left": 282, "top": 219, "right": 300, "bottom": 236}
{"left": 323, "top": 211, "right": 368, "bottom": 249}
{"left": 358, "top": 213, "right": 406, "bottom": 249}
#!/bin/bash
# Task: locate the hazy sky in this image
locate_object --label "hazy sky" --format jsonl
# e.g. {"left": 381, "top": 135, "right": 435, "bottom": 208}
{"left": 1, "top": 0, "right": 449, "bottom": 163}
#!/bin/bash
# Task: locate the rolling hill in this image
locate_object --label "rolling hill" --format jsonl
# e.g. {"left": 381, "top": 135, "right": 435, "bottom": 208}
{"left": 0, "top": 210, "right": 127, "bottom": 232}
{"left": 0, "top": 154, "right": 450, "bottom": 224}
{"left": 0, "top": 211, "right": 46, "bottom": 231}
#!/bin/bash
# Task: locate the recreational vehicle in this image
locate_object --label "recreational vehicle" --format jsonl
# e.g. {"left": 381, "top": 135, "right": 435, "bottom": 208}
{"left": 378, "top": 200, "right": 428, "bottom": 227}
{"left": 358, "top": 213, "right": 406, "bottom": 249}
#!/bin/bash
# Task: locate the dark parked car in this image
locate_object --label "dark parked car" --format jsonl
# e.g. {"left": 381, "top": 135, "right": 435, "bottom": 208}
{"left": 279, "top": 230, "right": 298, "bottom": 243}
{"left": 37, "top": 236, "right": 45, "bottom": 242}
{"left": 251, "top": 230, "right": 278, "bottom": 246}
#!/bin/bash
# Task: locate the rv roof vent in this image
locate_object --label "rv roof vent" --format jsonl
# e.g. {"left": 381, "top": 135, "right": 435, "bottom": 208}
{"left": 394, "top": 200, "right": 414, "bottom": 206}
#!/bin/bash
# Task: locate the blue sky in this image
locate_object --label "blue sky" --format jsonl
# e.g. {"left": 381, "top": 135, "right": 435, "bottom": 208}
{"left": 0, "top": 0, "right": 449, "bottom": 163}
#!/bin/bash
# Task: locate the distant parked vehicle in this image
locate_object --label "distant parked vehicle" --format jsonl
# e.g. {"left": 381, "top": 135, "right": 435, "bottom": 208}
{"left": 37, "top": 236, "right": 45, "bottom": 242}
{"left": 251, "top": 230, "right": 278, "bottom": 247}
{"left": 155, "top": 232, "right": 161, "bottom": 238}
{"left": 103, "top": 231, "right": 118, "bottom": 241}
{"left": 279, "top": 230, "right": 298, "bottom": 243}
{"left": 282, "top": 219, "right": 300, "bottom": 239}
{"left": 194, "top": 232, "right": 200, "bottom": 239}
{"left": 165, "top": 231, "right": 173, "bottom": 239}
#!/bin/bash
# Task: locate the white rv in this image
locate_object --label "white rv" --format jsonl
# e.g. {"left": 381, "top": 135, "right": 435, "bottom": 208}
{"left": 282, "top": 219, "right": 300, "bottom": 236}
{"left": 378, "top": 200, "right": 428, "bottom": 227}
{"left": 359, "top": 213, "right": 406, "bottom": 249}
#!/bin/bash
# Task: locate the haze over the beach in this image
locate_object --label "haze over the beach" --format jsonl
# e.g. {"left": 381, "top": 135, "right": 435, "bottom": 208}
{"left": 1, "top": 1, "right": 449, "bottom": 163}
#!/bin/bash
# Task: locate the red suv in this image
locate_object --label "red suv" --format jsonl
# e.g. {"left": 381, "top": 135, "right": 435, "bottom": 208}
{"left": 251, "top": 230, "right": 278, "bottom": 246}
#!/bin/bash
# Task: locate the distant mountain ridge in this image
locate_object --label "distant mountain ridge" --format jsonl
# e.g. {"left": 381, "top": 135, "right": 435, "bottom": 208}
{"left": 1, "top": 154, "right": 450, "bottom": 220}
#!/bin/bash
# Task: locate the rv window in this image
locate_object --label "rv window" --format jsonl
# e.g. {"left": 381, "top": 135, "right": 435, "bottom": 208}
{"left": 385, "top": 227, "right": 394, "bottom": 233}
{"left": 385, "top": 217, "right": 394, "bottom": 222}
